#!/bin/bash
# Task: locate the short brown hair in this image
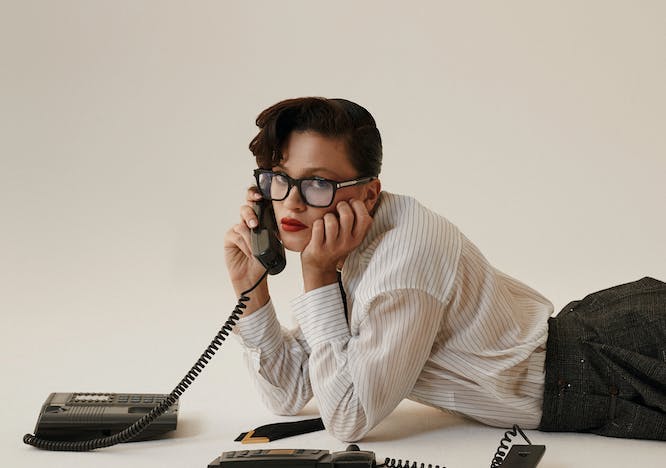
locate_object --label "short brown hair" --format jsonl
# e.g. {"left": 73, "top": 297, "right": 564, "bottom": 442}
{"left": 249, "top": 97, "right": 382, "bottom": 177}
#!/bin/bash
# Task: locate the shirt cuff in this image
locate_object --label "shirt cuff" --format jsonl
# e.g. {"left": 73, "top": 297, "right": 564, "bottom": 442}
{"left": 234, "top": 299, "right": 283, "bottom": 356}
{"left": 291, "top": 283, "right": 351, "bottom": 348}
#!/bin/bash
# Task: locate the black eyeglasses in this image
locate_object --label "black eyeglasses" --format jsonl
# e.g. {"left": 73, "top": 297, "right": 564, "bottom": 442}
{"left": 254, "top": 169, "right": 376, "bottom": 208}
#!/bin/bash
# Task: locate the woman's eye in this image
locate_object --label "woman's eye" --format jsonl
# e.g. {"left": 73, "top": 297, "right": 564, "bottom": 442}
{"left": 309, "top": 179, "right": 331, "bottom": 190}
{"left": 273, "top": 175, "right": 289, "bottom": 187}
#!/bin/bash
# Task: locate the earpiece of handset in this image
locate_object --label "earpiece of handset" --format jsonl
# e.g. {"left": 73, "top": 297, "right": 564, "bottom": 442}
{"left": 250, "top": 201, "right": 286, "bottom": 275}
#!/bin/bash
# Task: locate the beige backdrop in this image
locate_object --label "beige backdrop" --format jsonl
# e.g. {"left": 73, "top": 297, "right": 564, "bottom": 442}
{"left": 1, "top": 2, "right": 665, "bottom": 467}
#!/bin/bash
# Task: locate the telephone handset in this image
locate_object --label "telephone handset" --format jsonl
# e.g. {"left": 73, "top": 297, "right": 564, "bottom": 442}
{"left": 250, "top": 199, "right": 286, "bottom": 275}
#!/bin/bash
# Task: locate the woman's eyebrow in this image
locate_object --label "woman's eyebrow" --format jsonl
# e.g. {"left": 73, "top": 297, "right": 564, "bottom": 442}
{"left": 274, "top": 165, "right": 341, "bottom": 179}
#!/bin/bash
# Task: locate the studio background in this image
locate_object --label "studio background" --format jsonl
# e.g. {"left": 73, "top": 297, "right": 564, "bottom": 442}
{"left": 1, "top": 1, "right": 665, "bottom": 467}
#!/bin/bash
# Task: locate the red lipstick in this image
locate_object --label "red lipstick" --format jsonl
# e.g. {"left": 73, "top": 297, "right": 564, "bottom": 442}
{"left": 281, "top": 217, "right": 308, "bottom": 232}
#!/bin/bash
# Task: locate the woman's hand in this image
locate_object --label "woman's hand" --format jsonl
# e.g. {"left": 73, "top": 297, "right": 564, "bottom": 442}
{"left": 223, "top": 187, "right": 270, "bottom": 314}
{"left": 300, "top": 199, "right": 373, "bottom": 292}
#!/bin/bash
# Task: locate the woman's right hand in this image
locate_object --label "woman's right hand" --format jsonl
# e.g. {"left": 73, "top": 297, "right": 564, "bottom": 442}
{"left": 223, "top": 187, "right": 270, "bottom": 313}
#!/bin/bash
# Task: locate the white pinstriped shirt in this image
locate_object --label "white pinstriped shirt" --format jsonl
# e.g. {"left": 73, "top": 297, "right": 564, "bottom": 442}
{"left": 234, "top": 192, "right": 553, "bottom": 442}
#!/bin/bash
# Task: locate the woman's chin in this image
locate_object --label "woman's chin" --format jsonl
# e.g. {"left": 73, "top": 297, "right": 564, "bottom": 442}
{"left": 280, "top": 232, "right": 309, "bottom": 252}
{"left": 282, "top": 241, "right": 306, "bottom": 253}
{"left": 279, "top": 236, "right": 308, "bottom": 253}
{"left": 279, "top": 229, "right": 310, "bottom": 253}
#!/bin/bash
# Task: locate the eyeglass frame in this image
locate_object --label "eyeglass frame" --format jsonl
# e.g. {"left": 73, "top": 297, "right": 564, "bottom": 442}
{"left": 253, "top": 169, "right": 377, "bottom": 208}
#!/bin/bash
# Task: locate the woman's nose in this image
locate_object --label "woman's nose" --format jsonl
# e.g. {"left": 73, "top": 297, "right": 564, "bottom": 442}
{"left": 282, "top": 184, "right": 306, "bottom": 210}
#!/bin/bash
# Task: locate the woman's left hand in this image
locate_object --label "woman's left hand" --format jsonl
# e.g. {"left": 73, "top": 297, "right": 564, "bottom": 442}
{"left": 300, "top": 199, "right": 373, "bottom": 291}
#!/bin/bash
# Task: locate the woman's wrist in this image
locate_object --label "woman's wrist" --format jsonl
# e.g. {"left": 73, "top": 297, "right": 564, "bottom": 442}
{"left": 233, "top": 279, "right": 270, "bottom": 316}
{"left": 302, "top": 265, "right": 338, "bottom": 293}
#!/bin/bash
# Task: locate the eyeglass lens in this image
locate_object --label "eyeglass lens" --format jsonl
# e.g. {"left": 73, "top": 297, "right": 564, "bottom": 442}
{"left": 257, "top": 172, "right": 334, "bottom": 207}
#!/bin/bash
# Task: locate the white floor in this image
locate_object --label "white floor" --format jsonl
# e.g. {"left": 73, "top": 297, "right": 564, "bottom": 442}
{"left": 4, "top": 307, "right": 665, "bottom": 468}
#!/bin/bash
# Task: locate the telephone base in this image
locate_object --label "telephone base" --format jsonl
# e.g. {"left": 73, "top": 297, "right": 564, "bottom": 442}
{"left": 33, "top": 392, "right": 178, "bottom": 442}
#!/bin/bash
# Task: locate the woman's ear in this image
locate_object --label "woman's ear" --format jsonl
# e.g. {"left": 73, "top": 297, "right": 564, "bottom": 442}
{"left": 363, "top": 179, "right": 382, "bottom": 213}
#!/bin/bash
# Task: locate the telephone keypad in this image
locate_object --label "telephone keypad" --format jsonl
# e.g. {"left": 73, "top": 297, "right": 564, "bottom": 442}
{"left": 68, "top": 393, "right": 168, "bottom": 406}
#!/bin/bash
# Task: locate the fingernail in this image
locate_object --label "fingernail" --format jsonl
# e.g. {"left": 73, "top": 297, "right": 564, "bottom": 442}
{"left": 248, "top": 219, "right": 258, "bottom": 228}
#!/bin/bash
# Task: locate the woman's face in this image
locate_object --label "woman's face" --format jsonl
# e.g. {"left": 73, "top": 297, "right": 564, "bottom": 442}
{"left": 271, "top": 130, "right": 379, "bottom": 253}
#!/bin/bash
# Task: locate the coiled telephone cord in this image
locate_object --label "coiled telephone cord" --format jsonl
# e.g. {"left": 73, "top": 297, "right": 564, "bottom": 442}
{"left": 490, "top": 424, "right": 532, "bottom": 468}
{"left": 23, "top": 270, "right": 270, "bottom": 451}
{"left": 379, "top": 424, "right": 534, "bottom": 468}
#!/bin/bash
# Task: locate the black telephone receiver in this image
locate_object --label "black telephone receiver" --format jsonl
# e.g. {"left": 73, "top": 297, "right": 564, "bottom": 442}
{"left": 250, "top": 199, "right": 286, "bottom": 275}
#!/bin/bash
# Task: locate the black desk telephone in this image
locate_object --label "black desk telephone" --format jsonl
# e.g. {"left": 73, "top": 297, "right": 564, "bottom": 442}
{"left": 23, "top": 199, "right": 283, "bottom": 451}
{"left": 23, "top": 199, "right": 544, "bottom": 467}
{"left": 30, "top": 392, "right": 178, "bottom": 442}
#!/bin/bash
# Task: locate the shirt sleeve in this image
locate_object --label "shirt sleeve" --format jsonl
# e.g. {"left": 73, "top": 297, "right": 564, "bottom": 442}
{"left": 234, "top": 300, "right": 313, "bottom": 415}
{"left": 292, "top": 283, "right": 444, "bottom": 442}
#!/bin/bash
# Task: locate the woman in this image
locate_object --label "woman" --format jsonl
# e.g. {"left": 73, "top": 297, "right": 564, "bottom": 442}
{"left": 224, "top": 97, "right": 666, "bottom": 442}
